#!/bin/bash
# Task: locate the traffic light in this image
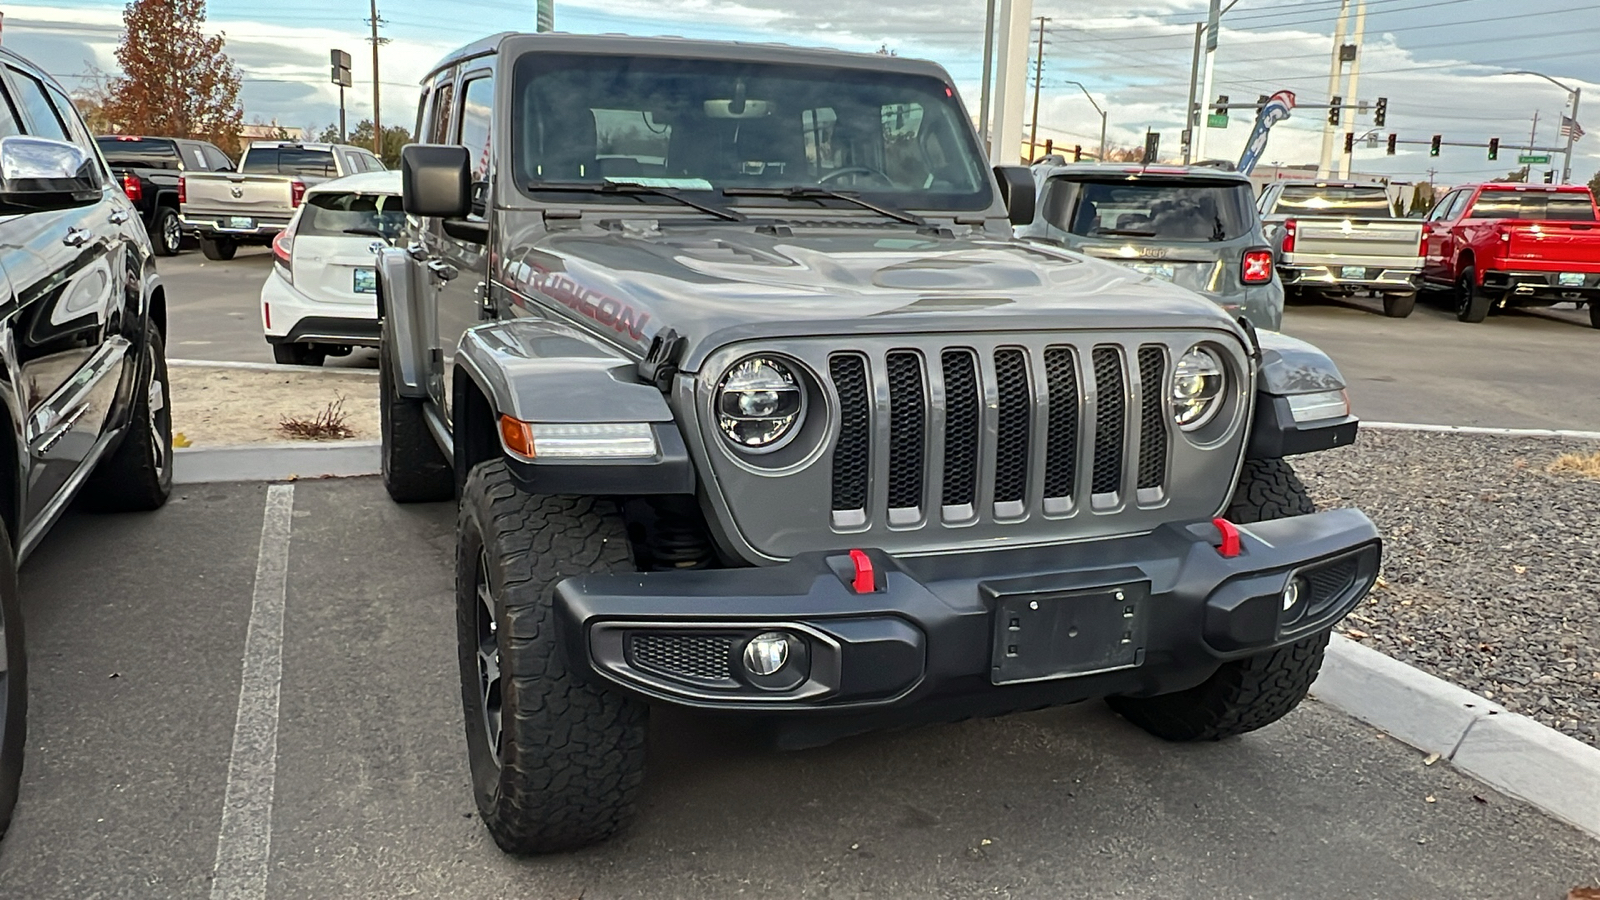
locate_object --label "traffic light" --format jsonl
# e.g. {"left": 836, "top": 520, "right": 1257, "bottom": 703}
{"left": 1143, "top": 131, "right": 1161, "bottom": 164}
{"left": 1073, "top": 144, "right": 1082, "bottom": 162}
{"left": 1488, "top": 137, "right": 1500, "bottom": 161}
{"left": 1387, "top": 133, "right": 1397, "bottom": 155}
{"left": 1373, "top": 97, "right": 1387, "bottom": 127}
{"left": 1344, "top": 132, "right": 1355, "bottom": 154}
{"left": 1328, "top": 96, "right": 1342, "bottom": 126}
{"left": 1544, "top": 170, "right": 1556, "bottom": 184}
{"left": 1214, "top": 94, "right": 1230, "bottom": 116}
{"left": 1430, "top": 134, "right": 1442, "bottom": 156}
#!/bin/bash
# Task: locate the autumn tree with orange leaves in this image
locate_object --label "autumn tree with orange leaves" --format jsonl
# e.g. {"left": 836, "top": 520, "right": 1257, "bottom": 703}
{"left": 103, "top": 0, "right": 245, "bottom": 156}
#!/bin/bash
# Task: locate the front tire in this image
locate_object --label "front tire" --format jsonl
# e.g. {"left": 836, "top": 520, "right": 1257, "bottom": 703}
{"left": 1107, "top": 458, "right": 1326, "bottom": 741}
{"left": 152, "top": 207, "right": 182, "bottom": 257}
{"left": 1381, "top": 291, "right": 1416, "bottom": 318}
{"left": 0, "top": 523, "right": 25, "bottom": 841}
{"left": 1455, "top": 265, "right": 1491, "bottom": 323}
{"left": 378, "top": 340, "right": 452, "bottom": 503}
{"left": 456, "top": 462, "right": 648, "bottom": 855}
{"left": 84, "top": 323, "right": 173, "bottom": 512}
{"left": 199, "top": 236, "right": 237, "bottom": 261}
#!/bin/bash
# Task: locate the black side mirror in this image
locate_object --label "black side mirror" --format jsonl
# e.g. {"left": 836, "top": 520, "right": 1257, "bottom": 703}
{"left": 0, "top": 136, "right": 101, "bottom": 212}
{"left": 401, "top": 143, "right": 471, "bottom": 218}
{"left": 993, "top": 165, "right": 1035, "bottom": 226}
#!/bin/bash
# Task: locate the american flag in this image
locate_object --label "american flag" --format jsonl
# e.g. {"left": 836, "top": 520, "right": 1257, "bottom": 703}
{"left": 1560, "top": 115, "right": 1586, "bottom": 140}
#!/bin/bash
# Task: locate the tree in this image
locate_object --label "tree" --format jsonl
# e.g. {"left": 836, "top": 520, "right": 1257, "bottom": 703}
{"left": 324, "top": 119, "right": 413, "bottom": 167}
{"left": 1588, "top": 169, "right": 1600, "bottom": 197}
{"left": 70, "top": 68, "right": 118, "bottom": 134}
{"left": 1409, "top": 182, "right": 1436, "bottom": 215}
{"left": 104, "top": 0, "right": 244, "bottom": 156}
{"left": 1492, "top": 169, "right": 1528, "bottom": 183}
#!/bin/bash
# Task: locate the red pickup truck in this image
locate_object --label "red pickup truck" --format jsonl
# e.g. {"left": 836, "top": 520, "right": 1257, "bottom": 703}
{"left": 1422, "top": 183, "right": 1600, "bottom": 326}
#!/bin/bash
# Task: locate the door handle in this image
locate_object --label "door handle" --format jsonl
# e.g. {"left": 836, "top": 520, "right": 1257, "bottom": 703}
{"left": 406, "top": 242, "right": 428, "bottom": 261}
{"left": 109, "top": 209, "right": 131, "bottom": 225}
{"left": 62, "top": 228, "right": 91, "bottom": 248}
{"left": 426, "top": 260, "right": 458, "bottom": 282}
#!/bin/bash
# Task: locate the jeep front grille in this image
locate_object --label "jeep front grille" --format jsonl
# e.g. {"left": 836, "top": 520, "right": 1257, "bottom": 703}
{"left": 828, "top": 342, "right": 1170, "bottom": 525}
{"left": 690, "top": 331, "right": 1250, "bottom": 562}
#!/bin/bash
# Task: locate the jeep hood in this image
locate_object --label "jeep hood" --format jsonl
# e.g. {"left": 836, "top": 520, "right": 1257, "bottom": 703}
{"left": 495, "top": 223, "right": 1246, "bottom": 370}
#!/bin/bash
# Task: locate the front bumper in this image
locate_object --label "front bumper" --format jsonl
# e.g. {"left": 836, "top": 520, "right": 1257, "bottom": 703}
{"left": 555, "top": 509, "right": 1380, "bottom": 721}
{"left": 1483, "top": 269, "right": 1600, "bottom": 304}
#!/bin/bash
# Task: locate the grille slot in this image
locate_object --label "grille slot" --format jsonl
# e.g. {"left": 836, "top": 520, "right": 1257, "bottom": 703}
{"left": 993, "top": 348, "right": 1031, "bottom": 507}
{"left": 1136, "top": 346, "right": 1168, "bottom": 492}
{"left": 629, "top": 633, "right": 733, "bottom": 684}
{"left": 941, "top": 350, "right": 980, "bottom": 508}
{"left": 886, "top": 352, "right": 926, "bottom": 511}
{"left": 1043, "top": 347, "right": 1079, "bottom": 501}
{"left": 1091, "top": 347, "right": 1127, "bottom": 496}
{"left": 1305, "top": 556, "right": 1360, "bottom": 607}
{"left": 829, "top": 354, "right": 870, "bottom": 513}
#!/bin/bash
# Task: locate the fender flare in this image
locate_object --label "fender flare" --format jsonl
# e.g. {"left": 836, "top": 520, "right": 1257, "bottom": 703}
{"left": 1247, "top": 330, "right": 1357, "bottom": 459}
{"left": 375, "top": 246, "right": 428, "bottom": 398}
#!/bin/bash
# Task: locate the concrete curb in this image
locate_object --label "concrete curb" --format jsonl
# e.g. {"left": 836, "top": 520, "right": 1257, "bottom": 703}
{"left": 1313, "top": 634, "right": 1600, "bottom": 840}
{"left": 169, "top": 358, "right": 379, "bottom": 377}
{"left": 1364, "top": 421, "right": 1600, "bottom": 441}
{"left": 174, "top": 441, "right": 380, "bottom": 484}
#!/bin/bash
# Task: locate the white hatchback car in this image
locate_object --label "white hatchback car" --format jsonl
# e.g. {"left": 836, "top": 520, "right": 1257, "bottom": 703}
{"left": 261, "top": 171, "right": 402, "bottom": 365}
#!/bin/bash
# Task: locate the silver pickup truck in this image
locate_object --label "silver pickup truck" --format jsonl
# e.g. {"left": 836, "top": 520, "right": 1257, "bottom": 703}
{"left": 1258, "top": 182, "right": 1424, "bottom": 318}
{"left": 179, "top": 141, "right": 385, "bottom": 260}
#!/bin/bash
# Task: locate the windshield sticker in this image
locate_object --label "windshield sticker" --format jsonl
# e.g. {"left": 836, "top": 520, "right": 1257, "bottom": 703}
{"left": 604, "top": 176, "right": 715, "bottom": 192}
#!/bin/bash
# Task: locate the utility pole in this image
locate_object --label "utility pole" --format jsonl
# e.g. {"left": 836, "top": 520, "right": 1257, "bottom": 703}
{"left": 1336, "top": 0, "right": 1366, "bottom": 179}
{"left": 1523, "top": 111, "right": 1540, "bottom": 181}
{"left": 991, "top": 0, "right": 1034, "bottom": 165}
{"left": 367, "top": 0, "right": 388, "bottom": 155}
{"left": 1562, "top": 89, "right": 1580, "bottom": 184}
{"left": 1184, "top": 22, "right": 1202, "bottom": 163}
{"left": 1027, "top": 17, "right": 1049, "bottom": 163}
{"left": 1193, "top": 0, "right": 1221, "bottom": 160}
{"left": 978, "top": 0, "right": 998, "bottom": 156}
{"left": 1317, "top": 0, "right": 1352, "bottom": 177}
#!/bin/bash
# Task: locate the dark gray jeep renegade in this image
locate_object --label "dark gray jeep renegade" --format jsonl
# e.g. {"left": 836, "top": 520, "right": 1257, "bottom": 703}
{"left": 379, "top": 32, "right": 1379, "bottom": 855}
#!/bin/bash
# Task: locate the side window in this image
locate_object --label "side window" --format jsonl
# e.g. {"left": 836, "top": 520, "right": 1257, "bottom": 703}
{"left": 1447, "top": 191, "right": 1475, "bottom": 220}
{"left": 415, "top": 87, "right": 431, "bottom": 143}
{"left": 428, "top": 80, "right": 455, "bottom": 145}
{"left": 1425, "top": 191, "right": 1458, "bottom": 222}
{"left": 362, "top": 151, "right": 385, "bottom": 171}
{"left": 203, "top": 145, "right": 233, "bottom": 171}
{"left": 0, "top": 81, "right": 19, "bottom": 138}
{"left": 185, "top": 143, "right": 209, "bottom": 171}
{"left": 339, "top": 149, "right": 358, "bottom": 173}
{"left": 8, "top": 67, "right": 69, "bottom": 142}
{"left": 457, "top": 75, "right": 493, "bottom": 182}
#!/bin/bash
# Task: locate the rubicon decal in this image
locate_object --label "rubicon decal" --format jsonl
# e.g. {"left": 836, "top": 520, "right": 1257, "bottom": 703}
{"left": 502, "top": 259, "right": 651, "bottom": 341}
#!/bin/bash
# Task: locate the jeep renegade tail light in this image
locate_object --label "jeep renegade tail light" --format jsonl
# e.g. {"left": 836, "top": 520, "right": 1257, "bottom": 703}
{"left": 1280, "top": 219, "right": 1297, "bottom": 253}
{"left": 120, "top": 172, "right": 142, "bottom": 202}
{"left": 1241, "top": 249, "right": 1274, "bottom": 285}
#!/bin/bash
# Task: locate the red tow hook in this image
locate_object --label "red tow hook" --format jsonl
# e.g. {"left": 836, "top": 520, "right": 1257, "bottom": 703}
{"left": 1212, "top": 518, "right": 1242, "bottom": 558}
{"left": 848, "top": 549, "right": 877, "bottom": 593}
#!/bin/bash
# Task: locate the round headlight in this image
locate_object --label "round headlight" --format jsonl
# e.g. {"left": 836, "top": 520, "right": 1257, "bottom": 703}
{"left": 1171, "top": 346, "right": 1226, "bottom": 431}
{"left": 717, "top": 356, "right": 805, "bottom": 451}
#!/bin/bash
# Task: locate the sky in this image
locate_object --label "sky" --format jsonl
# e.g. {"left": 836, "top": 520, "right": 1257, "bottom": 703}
{"left": 3, "top": 0, "right": 1597, "bottom": 188}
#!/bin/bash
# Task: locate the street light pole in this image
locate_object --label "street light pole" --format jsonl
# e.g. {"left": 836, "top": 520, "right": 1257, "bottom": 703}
{"left": 1192, "top": 0, "right": 1243, "bottom": 162}
{"left": 1508, "top": 71, "right": 1582, "bottom": 184}
{"left": 1064, "top": 80, "right": 1107, "bottom": 161}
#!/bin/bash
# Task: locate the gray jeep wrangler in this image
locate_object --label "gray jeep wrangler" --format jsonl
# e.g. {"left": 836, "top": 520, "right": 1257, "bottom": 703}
{"left": 379, "top": 32, "right": 1381, "bottom": 856}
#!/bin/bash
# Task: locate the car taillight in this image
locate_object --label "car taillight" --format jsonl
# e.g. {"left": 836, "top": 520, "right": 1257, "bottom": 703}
{"left": 1242, "top": 248, "right": 1274, "bottom": 285}
{"left": 290, "top": 180, "right": 306, "bottom": 208}
{"left": 1281, "top": 219, "right": 1297, "bottom": 253}
{"left": 272, "top": 222, "right": 296, "bottom": 284}
{"left": 120, "top": 173, "right": 142, "bottom": 202}
{"left": 177, "top": 176, "right": 186, "bottom": 204}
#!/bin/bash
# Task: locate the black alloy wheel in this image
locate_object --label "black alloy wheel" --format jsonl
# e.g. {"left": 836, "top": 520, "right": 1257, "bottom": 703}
{"left": 472, "top": 549, "right": 503, "bottom": 768}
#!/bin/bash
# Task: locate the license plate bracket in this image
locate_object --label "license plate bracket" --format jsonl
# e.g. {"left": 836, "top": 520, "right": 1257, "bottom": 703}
{"left": 1558, "top": 272, "right": 1586, "bottom": 287}
{"left": 989, "top": 582, "right": 1149, "bottom": 685}
{"left": 226, "top": 216, "right": 253, "bottom": 230}
{"left": 353, "top": 268, "right": 377, "bottom": 294}
{"left": 1129, "top": 263, "right": 1176, "bottom": 281}
{"left": 1341, "top": 265, "right": 1367, "bottom": 279}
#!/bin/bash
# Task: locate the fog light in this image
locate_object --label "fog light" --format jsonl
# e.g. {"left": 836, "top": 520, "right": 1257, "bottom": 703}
{"left": 743, "top": 632, "right": 791, "bottom": 676}
{"left": 1283, "top": 577, "right": 1308, "bottom": 612}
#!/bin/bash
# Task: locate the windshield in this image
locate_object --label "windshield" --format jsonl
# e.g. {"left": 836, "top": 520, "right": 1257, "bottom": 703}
{"left": 96, "top": 137, "right": 181, "bottom": 170}
{"left": 1043, "top": 178, "right": 1256, "bottom": 242}
{"left": 243, "top": 147, "right": 337, "bottom": 177}
{"left": 1274, "top": 185, "right": 1393, "bottom": 216}
{"left": 1469, "top": 191, "right": 1597, "bottom": 222}
{"left": 511, "top": 53, "right": 991, "bottom": 211}
{"left": 297, "top": 191, "right": 405, "bottom": 239}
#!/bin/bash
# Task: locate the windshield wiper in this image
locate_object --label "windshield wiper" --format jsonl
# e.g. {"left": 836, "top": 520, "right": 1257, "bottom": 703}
{"left": 720, "top": 186, "right": 927, "bottom": 227}
{"left": 529, "top": 181, "right": 745, "bottom": 222}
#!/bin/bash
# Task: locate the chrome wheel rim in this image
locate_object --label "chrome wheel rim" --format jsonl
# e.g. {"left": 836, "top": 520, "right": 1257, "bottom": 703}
{"left": 474, "top": 550, "right": 503, "bottom": 767}
{"left": 162, "top": 215, "right": 181, "bottom": 252}
{"left": 148, "top": 351, "right": 168, "bottom": 480}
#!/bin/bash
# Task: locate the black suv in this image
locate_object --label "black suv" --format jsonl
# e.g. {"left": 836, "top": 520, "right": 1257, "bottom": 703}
{"left": 96, "top": 135, "right": 234, "bottom": 256}
{"left": 0, "top": 51, "right": 175, "bottom": 839}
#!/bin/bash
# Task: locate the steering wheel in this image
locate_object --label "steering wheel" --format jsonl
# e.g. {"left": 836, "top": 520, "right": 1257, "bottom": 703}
{"left": 819, "top": 166, "right": 895, "bottom": 188}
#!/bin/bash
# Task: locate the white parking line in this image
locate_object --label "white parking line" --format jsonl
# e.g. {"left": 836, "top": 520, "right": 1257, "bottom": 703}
{"left": 1365, "top": 421, "right": 1600, "bottom": 441}
{"left": 209, "top": 484, "right": 295, "bottom": 900}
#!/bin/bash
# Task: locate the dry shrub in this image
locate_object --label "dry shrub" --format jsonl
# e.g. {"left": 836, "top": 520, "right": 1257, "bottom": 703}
{"left": 279, "top": 396, "right": 354, "bottom": 441}
{"left": 1547, "top": 451, "right": 1600, "bottom": 480}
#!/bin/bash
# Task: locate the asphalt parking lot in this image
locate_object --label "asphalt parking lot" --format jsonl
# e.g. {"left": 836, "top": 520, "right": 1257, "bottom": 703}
{"left": 161, "top": 248, "right": 1597, "bottom": 427}
{"left": 2, "top": 478, "right": 1599, "bottom": 899}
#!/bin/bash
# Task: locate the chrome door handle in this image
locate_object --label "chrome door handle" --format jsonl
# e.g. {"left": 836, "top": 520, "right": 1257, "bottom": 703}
{"left": 109, "top": 209, "right": 131, "bottom": 225}
{"left": 406, "top": 242, "right": 428, "bottom": 261}
{"left": 426, "top": 260, "right": 458, "bottom": 282}
{"left": 62, "top": 228, "right": 91, "bottom": 248}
